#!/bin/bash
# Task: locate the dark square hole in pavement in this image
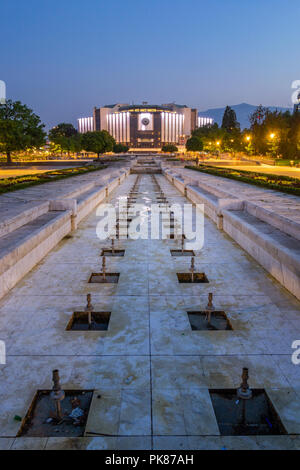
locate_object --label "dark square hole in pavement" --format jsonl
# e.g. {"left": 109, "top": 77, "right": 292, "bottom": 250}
{"left": 188, "top": 311, "right": 233, "bottom": 330}
{"left": 101, "top": 249, "right": 125, "bottom": 257}
{"left": 171, "top": 249, "right": 195, "bottom": 257}
{"left": 117, "top": 218, "right": 132, "bottom": 224}
{"left": 177, "top": 273, "right": 209, "bottom": 283}
{"left": 66, "top": 311, "right": 111, "bottom": 331}
{"left": 17, "top": 390, "right": 93, "bottom": 437}
{"left": 88, "top": 273, "right": 119, "bottom": 283}
{"left": 209, "top": 389, "right": 287, "bottom": 436}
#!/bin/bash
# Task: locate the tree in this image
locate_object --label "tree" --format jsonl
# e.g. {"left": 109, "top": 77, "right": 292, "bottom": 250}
{"left": 161, "top": 144, "right": 178, "bottom": 153}
{"left": 48, "top": 123, "right": 80, "bottom": 156}
{"left": 249, "top": 107, "right": 291, "bottom": 156}
{"left": 186, "top": 136, "right": 203, "bottom": 152}
{"left": 101, "top": 130, "right": 115, "bottom": 153}
{"left": 113, "top": 143, "right": 129, "bottom": 153}
{"left": 221, "top": 106, "right": 240, "bottom": 132}
{"left": 81, "top": 131, "right": 115, "bottom": 157}
{"left": 0, "top": 100, "right": 46, "bottom": 163}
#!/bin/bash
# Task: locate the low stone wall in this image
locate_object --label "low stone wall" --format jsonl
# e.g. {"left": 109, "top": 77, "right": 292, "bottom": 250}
{"left": 0, "top": 211, "right": 72, "bottom": 300}
{"left": 163, "top": 168, "right": 300, "bottom": 300}
{"left": 0, "top": 168, "right": 130, "bottom": 300}
{"left": 0, "top": 201, "right": 50, "bottom": 238}
{"left": 223, "top": 210, "right": 300, "bottom": 301}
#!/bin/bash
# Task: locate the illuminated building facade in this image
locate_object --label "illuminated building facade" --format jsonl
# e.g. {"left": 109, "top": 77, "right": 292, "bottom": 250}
{"left": 293, "top": 92, "right": 300, "bottom": 114}
{"left": 198, "top": 116, "right": 214, "bottom": 127}
{"left": 78, "top": 103, "right": 198, "bottom": 149}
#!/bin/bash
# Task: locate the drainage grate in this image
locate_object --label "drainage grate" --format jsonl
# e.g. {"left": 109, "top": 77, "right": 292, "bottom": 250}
{"left": 66, "top": 311, "right": 111, "bottom": 331}
{"left": 18, "top": 390, "right": 93, "bottom": 437}
{"left": 188, "top": 311, "right": 232, "bottom": 330}
{"left": 209, "top": 389, "right": 287, "bottom": 436}
{"left": 171, "top": 249, "right": 195, "bottom": 257}
{"left": 177, "top": 273, "right": 209, "bottom": 283}
{"left": 101, "top": 249, "right": 125, "bottom": 257}
{"left": 88, "top": 273, "right": 119, "bottom": 283}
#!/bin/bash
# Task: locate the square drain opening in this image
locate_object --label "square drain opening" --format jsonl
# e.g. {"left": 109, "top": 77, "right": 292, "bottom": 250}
{"left": 18, "top": 389, "right": 93, "bottom": 437}
{"left": 188, "top": 311, "right": 233, "bottom": 330}
{"left": 88, "top": 273, "right": 119, "bottom": 283}
{"left": 177, "top": 272, "right": 209, "bottom": 283}
{"left": 209, "top": 389, "right": 287, "bottom": 436}
{"left": 101, "top": 249, "right": 125, "bottom": 257}
{"left": 66, "top": 311, "right": 111, "bottom": 330}
{"left": 171, "top": 249, "right": 195, "bottom": 257}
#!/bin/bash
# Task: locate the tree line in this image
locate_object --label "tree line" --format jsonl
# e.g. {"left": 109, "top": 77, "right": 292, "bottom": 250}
{"left": 0, "top": 100, "right": 129, "bottom": 163}
{"left": 1, "top": 99, "right": 300, "bottom": 163}
{"left": 185, "top": 105, "right": 300, "bottom": 159}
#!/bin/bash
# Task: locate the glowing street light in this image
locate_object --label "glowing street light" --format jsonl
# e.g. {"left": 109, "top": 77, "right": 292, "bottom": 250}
{"left": 269, "top": 132, "right": 276, "bottom": 139}
{"left": 216, "top": 141, "right": 220, "bottom": 146}
{"left": 245, "top": 135, "right": 251, "bottom": 142}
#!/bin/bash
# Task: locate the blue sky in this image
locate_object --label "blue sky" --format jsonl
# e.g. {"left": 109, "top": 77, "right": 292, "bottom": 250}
{"left": 1, "top": 0, "right": 299, "bottom": 128}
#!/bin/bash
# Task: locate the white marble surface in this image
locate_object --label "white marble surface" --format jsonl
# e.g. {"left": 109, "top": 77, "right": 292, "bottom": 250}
{"left": 0, "top": 173, "right": 300, "bottom": 450}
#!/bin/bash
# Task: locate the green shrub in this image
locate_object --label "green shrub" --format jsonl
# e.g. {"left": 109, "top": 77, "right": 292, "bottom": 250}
{"left": 185, "top": 164, "right": 300, "bottom": 196}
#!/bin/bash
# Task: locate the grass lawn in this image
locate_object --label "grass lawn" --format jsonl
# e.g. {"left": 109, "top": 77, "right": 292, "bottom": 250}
{"left": 185, "top": 164, "right": 300, "bottom": 196}
{"left": 0, "top": 164, "right": 107, "bottom": 194}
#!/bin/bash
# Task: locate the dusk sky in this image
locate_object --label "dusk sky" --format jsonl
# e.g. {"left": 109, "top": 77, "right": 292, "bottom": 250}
{"left": 1, "top": 0, "right": 299, "bottom": 129}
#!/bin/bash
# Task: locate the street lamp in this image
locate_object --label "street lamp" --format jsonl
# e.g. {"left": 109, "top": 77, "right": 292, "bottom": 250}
{"left": 269, "top": 132, "right": 275, "bottom": 139}
{"left": 245, "top": 135, "right": 251, "bottom": 142}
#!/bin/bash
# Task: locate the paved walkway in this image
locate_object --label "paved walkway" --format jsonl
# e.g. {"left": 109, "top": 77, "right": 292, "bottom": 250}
{"left": 0, "top": 173, "right": 299, "bottom": 450}
{"left": 212, "top": 163, "right": 300, "bottom": 179}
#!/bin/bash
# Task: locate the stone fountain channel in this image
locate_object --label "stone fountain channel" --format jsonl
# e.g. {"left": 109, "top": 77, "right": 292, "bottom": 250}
{"left": 0, "top": 162, "right": 300, "bottom": 449}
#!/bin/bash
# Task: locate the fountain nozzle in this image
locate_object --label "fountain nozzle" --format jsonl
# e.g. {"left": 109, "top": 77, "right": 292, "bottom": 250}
{"left": 50, "top": 369, "right": 65, "bottom": 420}
{"left": 85, "top": 293, "right": 94, "bottom": 328}
{"left": 237, "top": 367, "right": 252, "bottom": 400}
{"left": 205, "top": 293, "right": 215, "bottom": 324}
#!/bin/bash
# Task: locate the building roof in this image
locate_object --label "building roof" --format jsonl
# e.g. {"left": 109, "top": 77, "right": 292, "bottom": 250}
{"left": 99, "top": 103, "right": 189, "bottom": 113}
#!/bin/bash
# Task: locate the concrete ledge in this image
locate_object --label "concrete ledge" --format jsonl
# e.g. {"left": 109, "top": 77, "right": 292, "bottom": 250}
{"left": 0, "top": 211, "right": 71, "bottom": 275}
{"left": 0, "top": 211, "right": 72, "bottom": 299}
{"left": 223, "top": 209, "right": 300, "bottom": 300}
{"left": 172, "top": 168, "right": 300, "bottom": 241}
{"left": 245, "top": 201, "right": 300, "bottom": 241}
{"left": 165, "top": 169, "right": 300, "bottom": 300}
{"left": 0, "top": 170, "right": 129, "bottom": 300}
{"left": 0, "top": 202, "right": 50, "bottom": 238}
{"left": 77, "top": 186, "right": 106, "bottom": 223}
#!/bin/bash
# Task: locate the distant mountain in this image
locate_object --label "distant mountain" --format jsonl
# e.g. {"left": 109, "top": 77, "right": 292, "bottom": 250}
{"left": 198, "top": 103, "right": 292, "bottom": 129}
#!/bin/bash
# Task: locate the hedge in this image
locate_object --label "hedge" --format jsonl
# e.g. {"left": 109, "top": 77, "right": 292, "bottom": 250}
{"left": 185, "top": 164, "right": 300, "bottom": 196}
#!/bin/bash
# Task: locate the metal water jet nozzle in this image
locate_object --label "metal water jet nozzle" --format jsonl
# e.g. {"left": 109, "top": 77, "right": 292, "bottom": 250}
{"left": 50, "top": 369, "right": 65, "bottom": 421}
{"left": 102, "top": 256, "right": 106, "bottom": 281}
{"left": 85, "top": 293, "right": 94, "bottom": 328}
{"left": 205, "top": 293, "right": 215, "bottom": 324}
{"left": 237, "top": 367, "right": 252, "bottom": 400}
{"left": 190, "top": 257, "right": 195, "bottom": 283}
{"left": 181, "top": 234, "right": 185, "bottom": 253}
